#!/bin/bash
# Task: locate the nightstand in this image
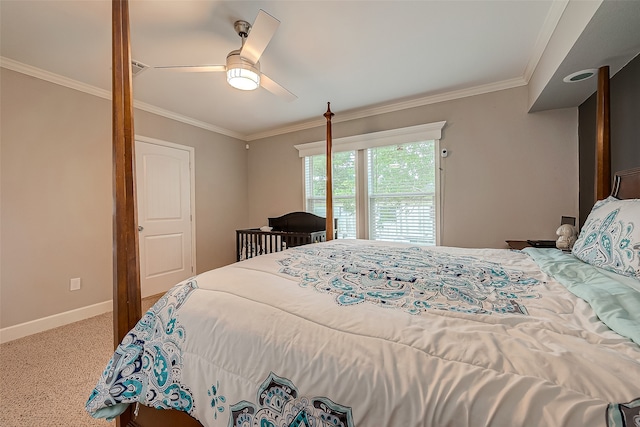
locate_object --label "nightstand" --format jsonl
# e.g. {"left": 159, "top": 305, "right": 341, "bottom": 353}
{"left": 506, "top": 240, "right": 557, "bottom": 250}
{"left": 505, "top": 240, "right": 531, "bottom": 250}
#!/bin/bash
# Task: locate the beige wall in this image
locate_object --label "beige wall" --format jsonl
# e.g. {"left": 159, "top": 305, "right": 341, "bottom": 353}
{"left": 0, "top": 69, "right": 578, "bottom": 330}
{"left": 0, "top": 68, "right": 248, "bottom": 328}
{"left": 248, "top": 86, "right": 578, "bottom": 248}
{"left": 133, "top": 110, "right": 248, "bottom": 272}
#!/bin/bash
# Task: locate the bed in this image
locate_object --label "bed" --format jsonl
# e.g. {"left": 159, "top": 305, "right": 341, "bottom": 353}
{"left": 103, "top": 2, "right": 639, "bottom": 426}
{"left": 88, "top": 169, "right": 640, "bottom": 426}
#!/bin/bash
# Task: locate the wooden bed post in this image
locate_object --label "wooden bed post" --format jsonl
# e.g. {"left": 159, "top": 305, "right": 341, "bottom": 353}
{"left": 596, "top": 65, "right": 611, "bottom": 200}
{"left": 324, "top": 103, "right": 334, "bottom": 240}
{"left": 112, "top": 0, "right": 141, "bottom": 425}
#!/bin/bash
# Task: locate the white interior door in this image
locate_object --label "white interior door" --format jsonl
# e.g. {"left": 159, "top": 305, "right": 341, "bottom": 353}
{"left": 136, "top": 139, "right": 194, "bottom": 298}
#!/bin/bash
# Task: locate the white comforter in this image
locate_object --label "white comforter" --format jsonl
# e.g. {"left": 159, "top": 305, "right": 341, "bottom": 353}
{"left": 87, "top": 240, "right": 640, "bottom": 427}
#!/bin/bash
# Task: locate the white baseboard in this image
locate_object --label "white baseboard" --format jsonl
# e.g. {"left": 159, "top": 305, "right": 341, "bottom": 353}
{"left": 0, "top": 300, "right": 112, "bottom": 344}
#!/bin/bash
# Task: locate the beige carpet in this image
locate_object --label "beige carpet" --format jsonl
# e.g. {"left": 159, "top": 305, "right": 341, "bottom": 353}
{"left": 0, "top": 296, "right": 161, "bottom": 427}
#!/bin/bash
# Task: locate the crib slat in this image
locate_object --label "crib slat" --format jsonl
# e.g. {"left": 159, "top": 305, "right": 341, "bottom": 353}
{"left": 235, "top": 224, "right": 335, "bottom": 262}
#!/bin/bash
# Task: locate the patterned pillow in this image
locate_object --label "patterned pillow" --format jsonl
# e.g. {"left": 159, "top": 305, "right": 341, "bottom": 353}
{"left": 572, "top": 196, "right": 640, "bottom": 278}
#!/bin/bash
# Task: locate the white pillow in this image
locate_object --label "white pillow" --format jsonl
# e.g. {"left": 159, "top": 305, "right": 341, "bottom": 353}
{"left": 572, "top": 196, "right": 640, "bottom": 278}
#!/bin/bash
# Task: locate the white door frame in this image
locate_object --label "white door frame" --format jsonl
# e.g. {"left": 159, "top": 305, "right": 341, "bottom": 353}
{"left": 135, "top": 135, "right": 197, "bottom": 279}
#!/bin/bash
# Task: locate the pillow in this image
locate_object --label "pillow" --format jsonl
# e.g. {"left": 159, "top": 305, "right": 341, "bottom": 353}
{"left": 572, "top": 196, "right": 640, "bottom": 278}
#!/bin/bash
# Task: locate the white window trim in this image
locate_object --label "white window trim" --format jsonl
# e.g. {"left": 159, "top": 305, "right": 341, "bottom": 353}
{"left": 294, "top": 121, "right": 446, "bottom": 157}
{"left": 434, "top": 139, "right": 442, "bottom": 246}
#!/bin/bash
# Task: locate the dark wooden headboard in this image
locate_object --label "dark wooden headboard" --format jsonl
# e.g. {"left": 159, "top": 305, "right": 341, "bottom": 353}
{"left": 612, "top": 167, "right": 640, "bottom": 199}
{"left": 268, "top": 211, "right": 327, "bottom": 232}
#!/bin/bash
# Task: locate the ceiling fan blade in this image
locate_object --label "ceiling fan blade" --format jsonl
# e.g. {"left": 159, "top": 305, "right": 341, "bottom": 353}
{"left": 240, "top": 10, "right": 280, "bottom": 64}
{"left": 154, "top": 65, "right": 226, "bottom": 72}
{"left": 260, "top": 74, "right": 297, "bottom": 102}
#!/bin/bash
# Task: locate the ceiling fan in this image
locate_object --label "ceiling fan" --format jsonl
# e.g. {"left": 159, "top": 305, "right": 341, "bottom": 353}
{"left": 154, "top": 10, "right": 297, "bottom": 102}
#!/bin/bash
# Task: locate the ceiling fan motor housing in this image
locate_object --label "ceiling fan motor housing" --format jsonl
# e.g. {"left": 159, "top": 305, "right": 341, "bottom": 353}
{"left": 234, "top": 20, "right": 251, "bottom": 39}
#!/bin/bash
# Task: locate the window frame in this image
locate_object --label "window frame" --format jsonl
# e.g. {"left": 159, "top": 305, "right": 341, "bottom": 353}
{"left": 296, "top": 121, "right": 446, "bottom": 245}
{"left": 304, "top": 152, "right": 358, "bottom": 239}
{"left": 366, "top": 141, "right": 439, "bottom": 244}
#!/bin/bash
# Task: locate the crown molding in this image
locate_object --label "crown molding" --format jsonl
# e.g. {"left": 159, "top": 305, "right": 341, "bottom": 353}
{"left": 0, "top": 57, "right": 244, "bottom": 140}
{"left": 523, "top": 0, "right": 569, "bottom": 82}
{"left": 2, "top": 56, "right": 529, "bottom": 143}
{"left": 245, "top": 76, "right": 527, "bottom": 141}
{"left": 1, "top": 56, "right": 112, "bottom": 100}
{"left": 132, "top": 98, "right": 244, "bottom": 140}
{"left": 246, "top": 3, "right": 568, "bottom": 142}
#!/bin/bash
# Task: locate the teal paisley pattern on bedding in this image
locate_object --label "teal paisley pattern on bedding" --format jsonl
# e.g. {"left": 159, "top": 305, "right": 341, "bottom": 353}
{"left": 208, "top": 381, "right": 227, "bottom": 420}
{"left": 606, "top": 397, "right": 640, "bottom": 427}
{"left": 278, "top": 243, "right": 541, "bottom": 315}
{"left": 228, "top": 372, "right": 354, "bottom": 427}
{"left": 86, "top": 280, "right": 198, "bottom": 420}
{"left": 572, "top": 196, "right": 640, "bottom": 278}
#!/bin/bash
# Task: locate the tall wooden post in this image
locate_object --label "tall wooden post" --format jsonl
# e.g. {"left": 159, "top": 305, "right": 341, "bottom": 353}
{"left": 324, "top": 103, "right": 334, "bottom": 240}
{"left": 112, "top": 0, "right": 141, "bottom": 424}
{"left": 596, "top": 65, "right": 611, "bottom": 200}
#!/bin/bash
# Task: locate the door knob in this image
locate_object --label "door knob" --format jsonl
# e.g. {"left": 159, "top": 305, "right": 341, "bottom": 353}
{"left": 138, "top": 226, "right": 144, "bottom": 232}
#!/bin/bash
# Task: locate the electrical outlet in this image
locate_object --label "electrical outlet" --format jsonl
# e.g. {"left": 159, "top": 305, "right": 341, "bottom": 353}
{"left": 70, "top": 278, "right": 81, "bottom": 291}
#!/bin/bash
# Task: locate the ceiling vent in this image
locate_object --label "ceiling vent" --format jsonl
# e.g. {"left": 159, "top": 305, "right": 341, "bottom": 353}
{"left": 131, "top": 60, "right": 149, "bottom": 77}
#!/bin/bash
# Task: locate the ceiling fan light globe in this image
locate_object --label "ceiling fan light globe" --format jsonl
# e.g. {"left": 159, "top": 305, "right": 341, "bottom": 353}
{"left": 226, "top": 51, "right": 261, "bottom": 91}
{"left": 227, "top": 68, "right": 260, "bottom": 91}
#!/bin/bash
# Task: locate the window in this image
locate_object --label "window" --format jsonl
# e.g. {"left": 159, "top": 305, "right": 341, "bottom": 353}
{"left": 305, "top": 151, "right": 357, "bottom": 239}
{"left": 298, "top": 122, "right": 445, "bottom": 245}
{"left": 368, "top": 142, "right": 436, "bottom": 244}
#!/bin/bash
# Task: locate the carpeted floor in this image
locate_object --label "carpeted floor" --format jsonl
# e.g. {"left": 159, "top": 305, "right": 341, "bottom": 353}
{"left": 0, "top": 296, "right": 161, "bottom": 427}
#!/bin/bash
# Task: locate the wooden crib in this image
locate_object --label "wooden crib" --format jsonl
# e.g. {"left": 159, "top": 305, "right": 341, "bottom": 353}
{"left": 236, "top": 211, "right": 336, "bottom": 261}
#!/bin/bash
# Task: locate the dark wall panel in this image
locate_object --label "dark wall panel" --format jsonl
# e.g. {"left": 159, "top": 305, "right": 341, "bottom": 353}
{"left": 578, "top": 54, "right": 640, "bottom": 225}
{"left": 578, "top": 93, "right": 597, "bottom": 227}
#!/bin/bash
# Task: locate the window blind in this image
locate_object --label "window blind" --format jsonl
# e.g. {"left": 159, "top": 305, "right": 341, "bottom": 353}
{"left": 302, "top": 123, "right": 443, "bottom": 245}
{"left": 367, "top": 141, "right": 436, "bottom": 245}
{"left": 305, "top": 151, "right": 357, "bottom": 239}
